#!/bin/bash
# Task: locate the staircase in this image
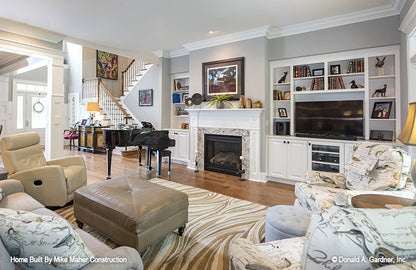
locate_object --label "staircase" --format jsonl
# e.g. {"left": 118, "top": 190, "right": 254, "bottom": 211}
{"left": 82, "top": 59, "right": 152, "bottom": 127}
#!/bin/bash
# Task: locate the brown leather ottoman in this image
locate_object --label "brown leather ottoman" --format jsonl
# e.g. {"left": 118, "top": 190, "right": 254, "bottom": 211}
{"left": 74, "top": 176, "right": 188, "bottom": 252}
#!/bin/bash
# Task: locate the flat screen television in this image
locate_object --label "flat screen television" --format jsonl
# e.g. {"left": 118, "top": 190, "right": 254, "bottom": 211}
{"left": 295, "top": 100, "right": 364, "bottom": 140}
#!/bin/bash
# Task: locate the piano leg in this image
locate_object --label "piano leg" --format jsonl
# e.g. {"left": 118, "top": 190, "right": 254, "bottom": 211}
{"left": 156, "top": 150, "right": 161, "bottom": 178}
{"left": 106, "top": 147, "right": 114, "bottom": 179}
{"left": 146, "top": 147, "right": 152, "bottom": 170}
{"left": 138, "top": 146, "right": 143, "bottom": 166}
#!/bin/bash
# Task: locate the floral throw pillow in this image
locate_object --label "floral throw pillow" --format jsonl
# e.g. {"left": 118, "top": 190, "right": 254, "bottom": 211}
{"left": 301, "top": 206, "right": 416, "bottom": 270}
{"left": 0, "top": 208, "right": 94, "bottom": 270}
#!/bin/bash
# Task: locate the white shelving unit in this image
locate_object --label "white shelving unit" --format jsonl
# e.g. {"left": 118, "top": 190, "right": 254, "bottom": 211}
{"left": 267, "top": 45, "right": 400, "bottom": 182}
{"left": 269, "top": 45, "right": 400, "bottom": 140}
{"left": 171, "top": 73, "right": 190, "bottom": 129}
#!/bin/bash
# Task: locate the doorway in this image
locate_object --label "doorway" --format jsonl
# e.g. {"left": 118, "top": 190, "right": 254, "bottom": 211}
{"left": 13, "top": 82, "right": 47, "bottom": 145}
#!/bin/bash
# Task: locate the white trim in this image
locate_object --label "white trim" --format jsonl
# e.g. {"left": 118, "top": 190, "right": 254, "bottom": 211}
{"left": 183, "top": 26, "right": 270, "bottom": 52}
{"left": 268, "top": 1, "right": 403, "bottom": 39}
{"left": 164, "top": 0, "right": 404, "bottom": 54}
{"left": 399, "top": 1, "right": 416, "bottom": 36}
{"left": 0, "top": 37, "right": 65, "bottom": 59}
{"left": 0, "top": 18, "right": 63, "bottom": 44}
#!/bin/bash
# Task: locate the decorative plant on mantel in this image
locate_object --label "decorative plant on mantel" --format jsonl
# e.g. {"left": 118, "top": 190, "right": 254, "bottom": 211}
{"left": 206, "top": 94, "right": 234, "bottom": 109}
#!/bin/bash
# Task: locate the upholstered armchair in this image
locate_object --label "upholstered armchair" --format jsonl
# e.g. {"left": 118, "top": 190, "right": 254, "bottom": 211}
{"left": 0, "top": 132, "right": 87, "bottom": 207}
{"left": 295, "top": 142, "right": 415, "bottom": 213}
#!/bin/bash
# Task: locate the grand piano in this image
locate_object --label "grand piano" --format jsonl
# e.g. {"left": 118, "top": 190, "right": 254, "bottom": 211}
{"left": 103, "top": 125, "right": 175, "bottom": 179}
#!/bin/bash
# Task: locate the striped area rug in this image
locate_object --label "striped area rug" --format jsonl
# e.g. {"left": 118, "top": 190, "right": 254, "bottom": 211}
{"left": 56, "top": 178, "right": 267, "bottom": 270}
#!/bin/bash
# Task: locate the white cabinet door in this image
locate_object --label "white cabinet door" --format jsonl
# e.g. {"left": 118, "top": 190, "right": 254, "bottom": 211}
{"left": 168, "top": 132, "right": 178, "bottom": 159}
{"left": 176, "top": 131, "right": 189, "bottom": 161}
{"left": 268, "top": 139, "right": 286, "bottom": 178}
{"left": 286, "top": 140, "right": 308, "bottom": 182}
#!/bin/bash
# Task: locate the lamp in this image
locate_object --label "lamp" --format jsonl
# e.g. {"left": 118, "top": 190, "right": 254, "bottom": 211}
{"left": 86, "top": 102, "right": 100, "bottom": 123}
{"left": 398, "top": 102, "right": 416, "bottom": 184}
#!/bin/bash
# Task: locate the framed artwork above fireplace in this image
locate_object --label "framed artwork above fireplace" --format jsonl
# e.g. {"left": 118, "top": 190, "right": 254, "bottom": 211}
{"left": 202, "top": 57, "right": 244, "bottom": 101}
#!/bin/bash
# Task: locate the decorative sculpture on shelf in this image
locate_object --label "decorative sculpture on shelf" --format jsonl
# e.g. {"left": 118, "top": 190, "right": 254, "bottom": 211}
{"left": 372, "top": 84, "right": 387, "bottom": 97}
{"left": 278, "top": 72, "right": 288, "bottom": 83}
{"left": 350, "top": 80, "right": 364, "bottom": 89}
{"left": 375, "top": 56, "right": 386, "bottom": 76}
{"left": 238, "top": 95, "right": 245, "bottom": 109}
{"left": 246, "top": 98, "right": 253, "bottom": 109}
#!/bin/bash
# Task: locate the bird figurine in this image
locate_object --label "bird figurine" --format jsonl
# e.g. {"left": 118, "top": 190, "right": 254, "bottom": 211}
{"left": 278, "top": 72, "right": 288, "bottom": 83}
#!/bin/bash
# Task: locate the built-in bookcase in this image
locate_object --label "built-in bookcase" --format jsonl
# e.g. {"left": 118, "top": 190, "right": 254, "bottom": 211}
{"left": 269, "top": 45, "right": 400, "bottom": 141}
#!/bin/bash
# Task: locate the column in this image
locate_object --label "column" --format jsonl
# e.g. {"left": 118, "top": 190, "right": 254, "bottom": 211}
{"left": 45, "top": 56, "right": 65, "bottom": 160}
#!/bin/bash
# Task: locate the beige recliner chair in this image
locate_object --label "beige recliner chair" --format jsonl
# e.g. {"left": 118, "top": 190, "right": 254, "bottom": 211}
{"left": 0, "top": 132, "right": 87, "bottom": 207}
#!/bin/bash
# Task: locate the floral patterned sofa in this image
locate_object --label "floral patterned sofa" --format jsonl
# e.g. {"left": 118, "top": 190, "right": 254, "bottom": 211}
{"left": 229, "top": 206, "right": 416, "bottom": 270}
{"left": 295, "top": 143, "right": 415, "bottom": 213}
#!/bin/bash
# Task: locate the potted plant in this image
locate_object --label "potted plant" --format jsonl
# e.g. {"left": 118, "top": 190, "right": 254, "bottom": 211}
{"left": 206, "top": 94, "right": 234, "bottom": 109}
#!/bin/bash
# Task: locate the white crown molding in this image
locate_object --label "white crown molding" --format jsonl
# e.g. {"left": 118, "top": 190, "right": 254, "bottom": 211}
{"left": 183, "top": 26, "right": 270, "bottom": 52}
{"left": 399, "top": 0, "right": 416, "bottom": 36}
{"left": 152, "top": 49, "right": 168, "bottom": 58}
{"left": 0, "top": 18, "right": 63, "bottom": 44}
{"left": 162, "top": 0, "right": 404, "bottom": 55}
{"left": 168, "top": 48, "right": 189, "bottom": 58}
{"left": 268, "top": 0, "right": 405, "bottom": 39}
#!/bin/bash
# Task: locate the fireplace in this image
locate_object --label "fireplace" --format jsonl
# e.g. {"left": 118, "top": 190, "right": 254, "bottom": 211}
{"left": 204, "top": 134, "right": 242, "bottom": 176}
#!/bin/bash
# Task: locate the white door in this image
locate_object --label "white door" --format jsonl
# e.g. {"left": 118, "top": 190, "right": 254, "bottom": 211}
{"left": 268, "top": 138, "right": 286, "bottom": 178}
{"left": 286, "top": 140, "right": 308, "bottom": 182}
{"left": 15, "top": 90, "right": 47, "bottom": 145}
{"left": 168, "top": 132, "right": 178, "bottom": 159}
{"left": 176, "top": 132, "right": 189, "bottom": 161}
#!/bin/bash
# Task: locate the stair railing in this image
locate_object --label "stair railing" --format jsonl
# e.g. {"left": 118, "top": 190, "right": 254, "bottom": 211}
{"left": 121, "top": 59, "right": 149, "bottom": 96}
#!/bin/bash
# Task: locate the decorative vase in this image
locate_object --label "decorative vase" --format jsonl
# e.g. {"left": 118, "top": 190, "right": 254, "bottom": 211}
{"left": 216, "top": 102, "right": 225, "bottom": 109}
{"left": 377, "top": 67, "right": 384, "bottom": 76}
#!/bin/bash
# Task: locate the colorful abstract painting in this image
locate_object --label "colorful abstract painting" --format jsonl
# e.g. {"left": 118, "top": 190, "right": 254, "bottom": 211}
{"left": 96, "top": 50, "right": 118, "bottom": 80}
{"left": 139, "top": 89, "right": 153, "bottom": 106}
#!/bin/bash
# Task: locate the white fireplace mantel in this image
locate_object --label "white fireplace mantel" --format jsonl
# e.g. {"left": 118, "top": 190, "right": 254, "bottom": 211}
{"left": 187, "top": 108, "right": 265, "bottom": 182}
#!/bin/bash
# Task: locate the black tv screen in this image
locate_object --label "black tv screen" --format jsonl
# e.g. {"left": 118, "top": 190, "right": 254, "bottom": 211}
{"left": 295, "top": 100, "right": 364, "bottom": 139}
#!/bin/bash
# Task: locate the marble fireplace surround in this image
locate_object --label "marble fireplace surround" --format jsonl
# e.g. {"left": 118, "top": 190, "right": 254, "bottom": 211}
{"left": 187, "top": 109, "right": 265, "bottom": 182}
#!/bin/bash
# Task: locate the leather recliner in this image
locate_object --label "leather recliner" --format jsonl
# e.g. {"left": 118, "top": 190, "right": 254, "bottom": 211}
{"left": 0, "top": 132, "right": 87, "bottom": 207}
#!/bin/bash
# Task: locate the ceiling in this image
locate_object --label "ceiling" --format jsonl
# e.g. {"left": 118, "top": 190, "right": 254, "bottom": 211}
{"left": 0, "top": 0, "right": 405, "bottom": 57}
{"left": 0, "top": 51, "right": 27, "bottom": 69}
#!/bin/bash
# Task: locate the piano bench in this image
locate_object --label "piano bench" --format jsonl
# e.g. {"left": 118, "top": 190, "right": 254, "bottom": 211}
{"left": 74, "top": 176, "right": 188, "bottom": 253}
{"left": 149, "top": 149, "right": 172, "bottom": 177}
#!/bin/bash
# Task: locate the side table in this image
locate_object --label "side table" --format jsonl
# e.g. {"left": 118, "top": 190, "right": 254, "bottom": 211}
{"left": 351, "top": 194, "right": 416, "bottom": 209}
{"left": 0, "top": 167, "right": 8, "bottom": 180}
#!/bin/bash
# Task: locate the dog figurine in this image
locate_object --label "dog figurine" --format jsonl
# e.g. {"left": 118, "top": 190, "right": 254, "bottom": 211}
{"left": 375, "top": 56, "right": 386, "bottom": 68}
{"left": 278, "top": 72, "right": 288, "bottom": 83}
{"left": 372, "top": 84, "right": 387, "bottom": 97}
{"left": 350, "top": 80, "right": 364, "bottom": 89}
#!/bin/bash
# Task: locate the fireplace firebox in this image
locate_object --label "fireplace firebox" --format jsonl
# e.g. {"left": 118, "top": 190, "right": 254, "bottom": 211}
{"left": 204, "top": 134, "right": 242, "bottom": 176}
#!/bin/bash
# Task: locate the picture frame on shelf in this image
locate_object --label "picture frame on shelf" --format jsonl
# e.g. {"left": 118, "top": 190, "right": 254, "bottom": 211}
{"left": 182, "top": 93, "right": 189, "bottom": 103}
{"left": 371, "top": 101, "right": 392, "bottom": 119}
{"left": 330, "top": 65, "right": 341, "bottom": 75}
{"left": 81, "top": 119, "right": 88, "bottom": 125}
{"left": 139, "top": 89, "right": 153, "bottom": 106}
{"left": 283, "top": 91, "right": 291, "bottom": 100}
{"left": 312, "top": 68, "right": 324, "bottom": 76}
{"left": 202, "top": 57, "right": 244, "bottom": 101}
{"left": 278, "top": 108, "right": 288, "bottom": 118}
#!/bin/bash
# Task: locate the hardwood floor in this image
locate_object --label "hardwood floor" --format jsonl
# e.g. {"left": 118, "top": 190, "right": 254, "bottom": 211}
{"left": 64, "top": 147, "right": 296, "bottom": 207}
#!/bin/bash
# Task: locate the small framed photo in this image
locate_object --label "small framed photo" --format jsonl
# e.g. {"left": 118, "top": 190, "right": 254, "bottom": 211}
{"left": 371, "top": 101, "right": 392, "bottom": 119}
{"left": 139, "top": 89, "right": 153, "bottom": 106}
{"left": 278, "top": 108, "right": 288, "bottom": 118}
{"left": 283, "top": 91, "right": 290, "bottom": 100}
{"left": 182, "top": 93, "right": 189, "bottom": 103}
{"left": 81, "top": 119, "right": 88, "bottom": 125}
{"left": 330, "top": 65, "right": 341, "bottom": 75}
{"left": 312, "top": 68, "right": 324, "bottom": 76}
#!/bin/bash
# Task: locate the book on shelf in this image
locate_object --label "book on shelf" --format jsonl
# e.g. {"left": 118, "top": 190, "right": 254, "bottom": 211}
{"left": 310, "top": 77, "right": 324, "bottom": 91}
{"left": 293, "top": 65, "right": 311, "bottom": 78}
{"left": 273, "top": 90, "right": 283, "bottom": 100}
{"left": 346, "top": 59, "right": 364, "bottom": 73}
{"left": 328, "top": 77, "right": 345, "bottom": 90}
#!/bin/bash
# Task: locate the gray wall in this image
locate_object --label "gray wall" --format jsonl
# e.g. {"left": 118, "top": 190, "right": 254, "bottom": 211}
{"left": 189, "top": 37, "right": 268, "bottom": 106}
{"left": 269, "top": 16, "right": 401, "bottom": 61}
{"left": 124, "top": 65, "right": 162, "bottom": 129}
{"left": 170, "top": 55, "right": 189, "bottom": 74}
{"left": 82, "top": 47, "right": 132, "bottom": 97}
